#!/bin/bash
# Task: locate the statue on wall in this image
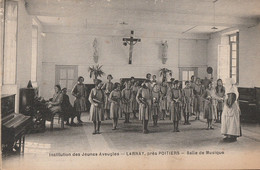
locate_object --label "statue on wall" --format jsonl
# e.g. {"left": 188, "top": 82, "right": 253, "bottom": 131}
{"left": 161, "top": 40, "right": 168, "bottom": 64}
{"left": 93, "top": 38, "right": 99, "bottom": 63}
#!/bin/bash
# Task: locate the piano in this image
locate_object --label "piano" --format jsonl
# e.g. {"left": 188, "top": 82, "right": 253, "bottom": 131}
{"left": 1, "top": 94, "right": 32, "bottom": 155}
{"left": 238, "top": 87, "right": 260, "bottom": 123}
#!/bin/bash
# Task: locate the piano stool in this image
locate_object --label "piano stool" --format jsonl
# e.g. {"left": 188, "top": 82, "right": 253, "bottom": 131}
{"left": 48, "top": 112, "right": 64, "bottom": 131}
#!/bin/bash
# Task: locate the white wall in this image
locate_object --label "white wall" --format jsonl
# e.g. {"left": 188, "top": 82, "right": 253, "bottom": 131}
{"left": 239, "top": 24, "right": 260, "bottom": 87}
{"left": 207, "top": 23, "right": 260, "bottom": 87}
{"left": 41, "top": 32, "right": 208, "bottom": 99}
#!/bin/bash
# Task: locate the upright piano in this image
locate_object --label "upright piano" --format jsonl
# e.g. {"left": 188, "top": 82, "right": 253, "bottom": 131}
{"left": 1, "top": 94, "right": 32, "bottom": 155}
{"left": 238, "top": 87, "right": 260, "bottom": 123}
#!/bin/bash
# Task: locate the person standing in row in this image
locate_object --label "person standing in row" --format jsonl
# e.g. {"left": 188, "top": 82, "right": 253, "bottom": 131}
{"left": 151, "top": 83, "right": 160, "bottom": 126}
{"left": 72, "top": 76, "right": 87, "bottom": 124}
{"left": 109, "top": 82, "right": 121, "bottom": 130}
{"left": 89, "top": 79, "right": 105, "bottom": 135}
{"left": 130, "top": 76, "right": 135, "bottom": 87}
{"left": 131, "top": 81, "right": 139, "bottom": 119}
{"left": 182, "top": 81, "right": 193, "bottom": 125}
{"left": 121, "top": 81, "right": 132, "bottom": 123}
{"left": 151, "top": 75, "right": 157, "bottom": 86}
{"left": 177, "top": 81, "right": 184, "bottom": 121}
{"left": 190, "top": 76, "right": 196, "bottom": 116}
{"left": 194, "top": 78, "right": 202, "bottom": 120}
{"left": 136, "top": 80, "right": 152, "bottom": 134}
{"left": 166, "top": 81, "right": 172, "bottom": 118}
{"left": 102, "top": 74, "right": 114, "bottom": 120}
{"left": 159, "top": 81, "right": 168, "bottom": 120}
{"left": 169, "top": 80, "right": 182, "bottom": 132}
{"left": 203, "top": 81, "right": 223, "bottom": 130}
{"left": 216, "top": 79, "right": 225, "bottom": 123}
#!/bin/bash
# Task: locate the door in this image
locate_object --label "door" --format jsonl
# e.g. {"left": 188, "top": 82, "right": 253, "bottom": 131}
{"left": 55, "top": 65, "right": 78, "bottom": 104}
{"left": 179, "top": 67, "right": 198, "bottom": 87}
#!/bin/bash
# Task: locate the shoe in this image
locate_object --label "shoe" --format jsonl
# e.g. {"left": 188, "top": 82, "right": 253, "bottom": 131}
{"left": 229, "top": 137, "right": 237, "bottom": 142}
{"left": 223, "top": 137, "right": 229, "bottom": 141}
{"left": 65, "top": 122, "right": 70, "bottom": 125}
{"left": 112, "top": 128, "right": 116, "bottom": 130}
{"left": 96, "top": 131, "right": 101, "bottom": 134}
{"left": 70, "top": 122, "right": 76, "bottom": 126}
{"left": 187, "top": 122, "right": 191, "bottom": 125}
{"left": 143, "top": 130, "right": 149, "bottom": 134}
{"left": 210, "top": 127, "right": 214, "bottom": 130}
{"left": 206, "top": 127, "right": 210, "bottom": 130}
{"left": 92, "top": 131, "right": 97, "bottom": 135}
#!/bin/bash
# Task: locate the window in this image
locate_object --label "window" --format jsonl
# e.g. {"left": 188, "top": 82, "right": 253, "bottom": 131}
{"left": 3, "top": 1, "right": 18, "bottom": 85}
{"left": 31, "top": 24, "right": 38, "bottom": 82}
{"left": 229, "top": 32, "right": 239, "bottom": 84}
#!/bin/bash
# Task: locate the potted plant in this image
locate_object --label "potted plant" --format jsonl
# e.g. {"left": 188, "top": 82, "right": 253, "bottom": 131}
{"left": 159, "top": 68, "right": 172, "bottom": 82}
{"left": 88, "top": 65, "right": 105, "bottom": 83}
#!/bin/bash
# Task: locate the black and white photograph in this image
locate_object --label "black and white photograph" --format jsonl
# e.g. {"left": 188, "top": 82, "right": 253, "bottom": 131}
{"left": 1, "top": 0, "right": 260, "bottom": 169}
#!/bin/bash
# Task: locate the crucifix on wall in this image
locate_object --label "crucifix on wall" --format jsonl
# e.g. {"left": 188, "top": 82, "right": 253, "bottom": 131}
{"left": 123, "top": 30, "right": 141, "bottom": 64}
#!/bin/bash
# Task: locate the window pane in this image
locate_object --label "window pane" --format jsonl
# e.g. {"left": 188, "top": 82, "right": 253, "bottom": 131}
{"left": 59, "top": 80, "right": 67, "bottom": 88}
{"left": 232, "top": 67, "right": 237, "bottom": 74}
{"left": 67, "top": 80, "right": 74, "bottom": 90}
{"left": 232, "top": 51, "right": 237, "bottom": 59}
{"left": 189, "top": 71, "right": 194, "bottom": 79}
{"left": 60, "top": 69, "right": 67, "bottom": 79}
{"left": 67, "top": 69, "right": 74, "bottom": 79}
{"left": 182, "top": 71, "right": 188, "bottom": 81}
{"left": 232, "top": 43, "right": 237, "bottom": 50}
{"left": 231, "top": 36, "right": 236, "bottom": 42}
{"left": 232, "top": 59, "right": 237, "bottom": 67}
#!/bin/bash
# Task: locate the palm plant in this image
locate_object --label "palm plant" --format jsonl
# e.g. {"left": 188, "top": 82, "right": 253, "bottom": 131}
{"left": 88, "top": 65, "right": 105, "bottom": 82}
{"left": 159, "top": 68, "right": 172, "bottom": 82}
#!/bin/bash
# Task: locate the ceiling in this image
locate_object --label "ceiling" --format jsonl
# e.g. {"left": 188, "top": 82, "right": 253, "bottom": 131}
{"left": 25, "top": 0, "right": 260, "bottom": 36}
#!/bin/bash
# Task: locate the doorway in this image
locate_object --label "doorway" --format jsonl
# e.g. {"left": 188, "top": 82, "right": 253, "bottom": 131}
{"left": 55, "top": 65, "right": 78, "bottom": 104}
{"left": 179, "top": 67, "right": 198, "bottom": 87}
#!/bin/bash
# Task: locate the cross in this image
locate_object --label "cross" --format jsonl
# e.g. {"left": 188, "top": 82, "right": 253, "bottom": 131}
{"left": 123, "top": 30, "right": 141, "bottom": 64}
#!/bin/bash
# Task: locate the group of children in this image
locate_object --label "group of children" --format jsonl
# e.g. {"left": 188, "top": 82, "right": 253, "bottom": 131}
{"left": 83, "top": 73, "right": 227, "bottom": 134}
{"left": 54, "top": 73, "right": 241, "bottom": 141}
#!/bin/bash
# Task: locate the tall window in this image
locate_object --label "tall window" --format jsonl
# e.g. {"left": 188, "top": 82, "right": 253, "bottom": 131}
{"left": 229, "top": 32, "right": 239, "bottom": 84}
{"left": 31, "top": 24, "right": 38, "bottom": 82}
{"left": 3, "top": 1, "right": 18, "bottom": 85}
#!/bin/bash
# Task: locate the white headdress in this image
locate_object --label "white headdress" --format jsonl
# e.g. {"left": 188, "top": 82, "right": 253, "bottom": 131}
{"left": 225, "top": 78, "right": 239, "bottom": 100}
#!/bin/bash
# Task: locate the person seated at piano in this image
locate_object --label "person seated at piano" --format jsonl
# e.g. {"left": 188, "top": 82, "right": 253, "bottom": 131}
{"left": 61, "top": 88, "right": 76, "bottom": 126}
{"left": 47, "top": 85, "right": 63, "bottom": 116}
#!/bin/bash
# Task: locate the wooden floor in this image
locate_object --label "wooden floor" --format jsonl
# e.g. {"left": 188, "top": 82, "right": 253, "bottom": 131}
{"left": 2, "top": 113, "right": 260, "bottom": 169}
